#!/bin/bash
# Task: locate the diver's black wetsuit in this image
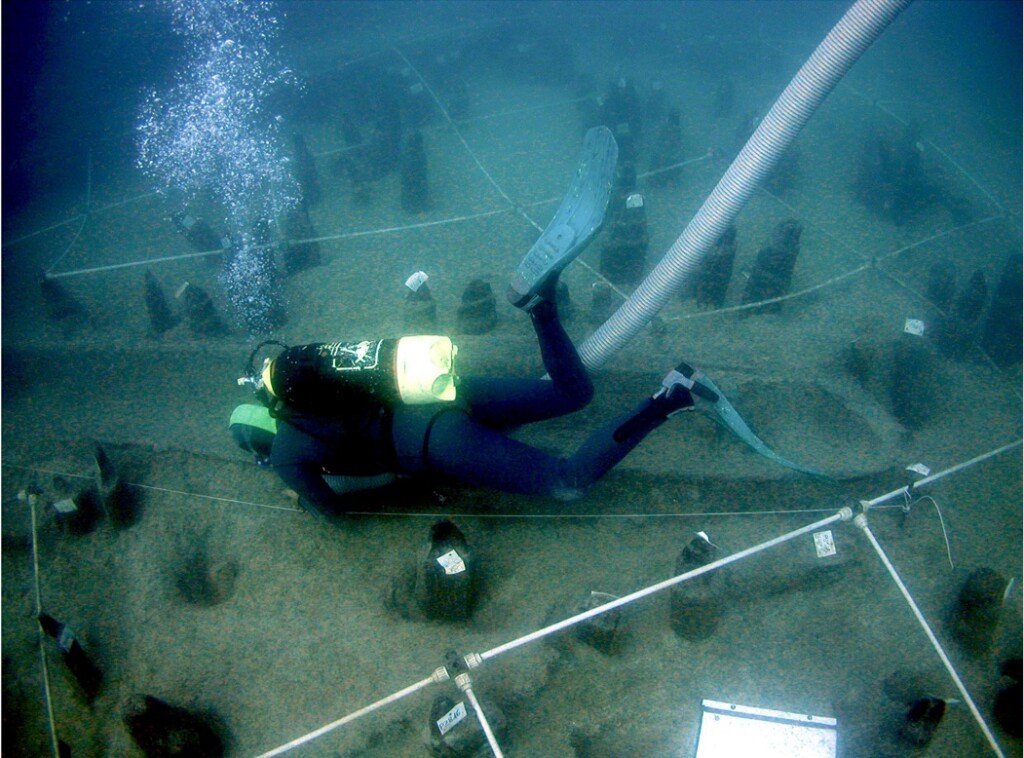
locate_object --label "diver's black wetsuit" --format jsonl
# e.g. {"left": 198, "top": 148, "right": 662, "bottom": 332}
{"left": 269, "top": 299, "right": 690, "bottom": 521}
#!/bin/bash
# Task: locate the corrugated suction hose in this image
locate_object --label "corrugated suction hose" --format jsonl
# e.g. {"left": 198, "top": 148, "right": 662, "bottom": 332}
{"left": 579, "top": 0, "right": 913, "bottom": 369}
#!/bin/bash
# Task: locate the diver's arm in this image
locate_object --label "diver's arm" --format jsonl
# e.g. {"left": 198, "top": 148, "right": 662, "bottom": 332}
{"left": 274, "top": 461, "right": 350, "bottom": 522}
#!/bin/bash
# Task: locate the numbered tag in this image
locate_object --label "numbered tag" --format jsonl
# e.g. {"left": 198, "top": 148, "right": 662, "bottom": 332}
{"left": 813, "top": 530, "right": 837, "bottom": 559}
{"left": 905, "top": 463, "right": 931, "bottom": 477}
{"left": 903, "top": 318, "right": 925, "bottom": 336}
{"left": 405, "top": 271, "right": 429, "bottom": 292}
{"left": 436, "top": 701, "right": 467, "bottom": 735}
{"left": 56, "top": 626, "right": 75, "bottom": 653}
{"left": 52, "top": 498, "right": 78, "bottom": 514}
{"left": 437, "top": 549, "right": 466, "bottom": 575}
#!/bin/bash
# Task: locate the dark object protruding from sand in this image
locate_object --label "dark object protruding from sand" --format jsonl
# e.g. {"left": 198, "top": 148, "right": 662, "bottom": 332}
{"left": 589, "top": 281, "right": 615, "bottom": 326}
{"left": 948, "top": 567, "right": 1006, "bottom": 655}
{"left": 94, "top": 443, "right": 138, "bottom": 528}
{"left": 51, "top": 475, "right": 104, "bottom": 536}
{"left": 980, "top": 253, "right": 1023, "bottom": 367}
{"left": 427, "top": 693, "right": 507, "bottom": 758}
{"left": 599, "top": 192, "right": 649, "bottom": 288}
{"left": 693, "top": 224, "right": 738, "bottom": 309}
{"left": 888, "top": 331, "right": 936, "bottom": 431}
{"left": 291, "top": 132, "right": 322, "bottom": 208}
{"left": 172, "top": 212, "right": 230, "bottom": 267}
{"left": 573, "top": 590, "right": 621, "bottom": 655}
{"left": 176, "top": 282, "right": 227, "bottom": 338}
{"left": 994, "top": 658, "right": 1022, "bottom": 737}
{"left": 38, "top": 613, "right": 103, "bottom": 703}
{"left": 648, "top": 108, "right": 683, "bottom": 187}
{"left": 926, "top": 259, "right": 958, "bottom": 313}
{"left": 598, "top": 76, "right": 643, "bottom": 164}
{"left": 853, "top": 121, "right": 934, "bottom": 226}
{"left": 896, "top": 697, "right": 946, "bottom": 748}
{"left": 741, "top": 219, "right": 803, "bottom": 313}
{"left": 125, "top": 695, "right": 225, "bottom": 758}
{"left": 937, "top": 269, "right": 988, "bottom": 358}
{"left": 40, "top": 275, "right": 86, "bottom": 322}
{"left": 282, "top": 204, "right": 322, "bottom": 276}
{"left": 174, "top": 543, "right": 239, "bottom": 607}
{"left": 388, "top": 519, "right": 478, "bottom": 622}
{"left": 456, "top": 280, "right": 497, "bottom": 335}
{"left": 420, "top": 520, "right": 477, "bottom": 621}
{"left": 144, "top": 270, "right": 179, "bottom": 337}
{"left": 401, "top": 129, "right": 430, "bottom": 214}
{"left": 669, "top": 533, "right": 722, "bottom": 641}
{"left": 403, "top": 272, "right": 438, "bottom": 332}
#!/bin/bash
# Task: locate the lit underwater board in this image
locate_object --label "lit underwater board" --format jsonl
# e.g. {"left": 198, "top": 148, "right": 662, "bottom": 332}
{"left": 694, "top": 700, "right": 837, "bottom": 758}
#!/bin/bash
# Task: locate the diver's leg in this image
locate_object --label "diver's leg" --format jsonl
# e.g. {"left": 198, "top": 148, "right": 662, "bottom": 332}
{"left": 399, "top": 406, "right": 568, "bottom": 495}
{"left": 401, "top": 379, "right": 694, "bottom": 499}
{"left": 559, "top": 388, "right": 693, "bottom": 492}
{"left": 461, "top": 291, "right": 593, "bottom": 427}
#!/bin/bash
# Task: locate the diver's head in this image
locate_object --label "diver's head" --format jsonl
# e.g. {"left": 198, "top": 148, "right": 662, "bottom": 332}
{"left": 229, "top": 404, "right": 277, "bottom": 466}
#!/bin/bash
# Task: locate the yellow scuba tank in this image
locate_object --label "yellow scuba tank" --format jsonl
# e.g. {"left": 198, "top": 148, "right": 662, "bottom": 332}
{"left": 263, "top": 336, "right": 457, "bottom": 412}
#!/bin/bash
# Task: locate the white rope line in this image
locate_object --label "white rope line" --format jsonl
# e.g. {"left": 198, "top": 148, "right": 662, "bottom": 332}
{"left": 28, "top": 494, "right": 62, "bottom": 758}
{"left": 664, "top": 263, "right": 870, "bottom": 321}
{"left": 89, "top": 189, "right": 164, "bottom": 215}
{"left": 1, "top": 463, "right": 301, "bottom": 514}
{"left": 661, "top": 212, "right": 1002, "bottom": 322}
{"left": 0, "top": 461, "right": 855, "bottom": 520}
{"left": 637, "top": 153, "right": 712, "bottom": 180}
{"left": 875, "top": 214, "right": 1003, "bottom": 263}
{"left": 391, "top": 47, "right": 519, "bottom": 213}
{"left": 910, "top": 493, "right": 955, "bottom": 570}
{"left": 44, "top": 207, "right": 511, "bottom": 279}
{"left": 454, "top": 95, "right": 591, "bottom": 124}
{"left": 2, "top": 215, "right": 87, "bottom": 248}
{"left": 44, "top": 214, "right": 89, "bottom": 276}
{"left": 855, "top": 517, "right": 1007, "bottom": 758}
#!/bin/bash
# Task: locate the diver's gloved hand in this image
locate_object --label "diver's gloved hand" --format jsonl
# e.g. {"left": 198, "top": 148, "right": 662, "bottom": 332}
{"left": 656, "top": 361, "right": 718, "bottom": 412}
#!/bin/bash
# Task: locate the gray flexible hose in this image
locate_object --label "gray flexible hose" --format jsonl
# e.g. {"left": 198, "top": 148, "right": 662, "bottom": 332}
{"left": 579, "top": 0, "right": 913, "bottom": 370}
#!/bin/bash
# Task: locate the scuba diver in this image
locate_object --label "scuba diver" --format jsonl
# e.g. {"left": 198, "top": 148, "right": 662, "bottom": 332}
{"left": 230, "top": 278, "right": 701, "bottom": 521}
{"left": 229, "top": 127, "right": 817, "bottom": 522}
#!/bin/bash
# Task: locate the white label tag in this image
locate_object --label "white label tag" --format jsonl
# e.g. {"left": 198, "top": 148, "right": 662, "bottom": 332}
{"left": 53, "top": 498, "right": 78, "bottom": 514}
{"left": 626, "top": 193, "right": 644, "bottom": 209}
{"left": 437, "top": 549, "right": 466, "bottom": 575}
{"left": 903, "top": 318, "right": 925, "bottom": 336}
{"left": 56, "top": 626, "right": 75, "bottom": 653}
{"left": 905, "top": 463, "right": 931, "bottom": 477}
{"left": 436, "top": 701, "right": 467, "bottom": 735}
{"left": 813, "top": 530, "right": 837, "bottom": 559}
{"left": 405, "top": 271, "right": 429, "bottom": 291}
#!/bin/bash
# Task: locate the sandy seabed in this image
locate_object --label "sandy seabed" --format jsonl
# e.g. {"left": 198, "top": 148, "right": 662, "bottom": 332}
{"left": 2, "top": 7, "right": 1021, "bottom": 758}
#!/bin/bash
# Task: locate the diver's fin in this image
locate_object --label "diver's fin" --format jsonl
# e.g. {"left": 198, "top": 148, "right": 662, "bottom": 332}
{"left": 508, "top": 126, "right": 618, "bottom": 309}
{"left": 686, "top": 367, "right": 828, "bottom": 477}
